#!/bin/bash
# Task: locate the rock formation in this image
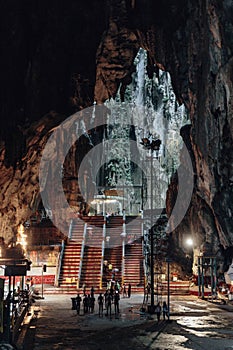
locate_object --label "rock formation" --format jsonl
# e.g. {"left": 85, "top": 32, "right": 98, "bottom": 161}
{"left": 0, "top": 1, "right": 232, "bottom": 270}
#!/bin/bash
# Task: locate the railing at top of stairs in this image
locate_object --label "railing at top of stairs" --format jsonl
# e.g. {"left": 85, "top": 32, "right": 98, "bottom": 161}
{"left": 100, "top": 213, "right": 106, "bottom": 289}
{"left": 55, "top": 239, "right": 65, "bottom": 287}
{"left": 76, "top": 222, "right": 87, "bottom": 289}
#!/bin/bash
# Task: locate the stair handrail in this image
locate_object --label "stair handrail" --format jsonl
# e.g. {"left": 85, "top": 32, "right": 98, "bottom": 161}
{"left": 121, "top": 210, "right": 126, "bottom": 286}
{"left": 100, "top": 214, "right": 106, "bottom": 289}
{"left": 68, "top": 218, "right": 73, "bottom": 241}
{"left": 55, "top": 239, "right": 65, "bottom": 287}
{"left": 77, "top": 222, "right": 87, "bottom": 289}
{"left": 141, "top": 214, "right": 147, "bottom": 288}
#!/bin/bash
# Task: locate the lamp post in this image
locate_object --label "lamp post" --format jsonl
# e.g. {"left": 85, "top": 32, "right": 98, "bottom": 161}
{"left": 140, "top": 136, "right": 161, "bottom": 311}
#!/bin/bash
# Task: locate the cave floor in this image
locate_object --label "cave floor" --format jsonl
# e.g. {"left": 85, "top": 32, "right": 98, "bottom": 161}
{"left": 16, "top": 293, "right": 233, "bottom": 350}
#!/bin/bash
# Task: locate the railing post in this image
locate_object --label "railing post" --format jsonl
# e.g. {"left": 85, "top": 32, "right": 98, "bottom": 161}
{"left": 55, "top": 239, "right": 65, "bottom": 287}
{"left": 77, "top": 223, "right": 87, "bottom": 289}
{"left": 68, "top": 219, "right": 73, "bottom": 241}
{"left": 100, "top": 214, "right": 106, "bottom": 290}
{"left": 141, "top": 211, "right": 147, "bottom": 287}
{"left": 198, "top": 256, "right": 201, "bottom": 298}
{"left": 167, "top": 260, "right": 170, "bottom": 320}
{"left": 122, "top": 210, "right": 126, "bottom": 286}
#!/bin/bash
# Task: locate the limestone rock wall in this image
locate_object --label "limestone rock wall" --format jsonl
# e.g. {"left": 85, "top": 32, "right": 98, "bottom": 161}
{"left": 95, "top": 0, "right": 233, "bottom": 268}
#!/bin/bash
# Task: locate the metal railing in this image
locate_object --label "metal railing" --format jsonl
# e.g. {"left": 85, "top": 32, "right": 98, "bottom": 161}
{"left": 121, "top": 210, "right": 126, "bottom": 285}
{"left": 55, "top": 239, "right": 65, "bottom": 287}
{"left": 100, "top": 214, "right": 106, "bottom": 289}
{"left": 68, "top": 219, "right": 73, "bottom": 241}
{"left": 76, "top": 223, "right": 87, "bottom": 289}
{"left": 141, "top": 211, "right": 147, "bottom": 289}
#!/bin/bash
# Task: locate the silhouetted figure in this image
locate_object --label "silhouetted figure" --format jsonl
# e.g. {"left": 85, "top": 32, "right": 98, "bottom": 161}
{"left": 114, "top": 291, "right": 120, "bottom": 315}
{"left": 83, "top": 295, "right": 88, "bottom": 313}
{"left": 106, "top": 292, "right": 112, "bottom": 317}
{"left": 98, "top": 293, "right": 104, "bottom": 317}
{"left": 162, "top": 301, "right": 169, "bottom": 320}
{"left": 90, "top": 295, "right": 95, "bottom": 313}
{"left": 155, "top": 302, "right": 161, "bottom": 322}
{"left": 128, "top": 283, "right": 131, "bottom": 298}
{"left": 122, "top": 284, "right": 127, "bottom": 298}
{"left": 76, "top": 294, "right": 82, "bottom": 315}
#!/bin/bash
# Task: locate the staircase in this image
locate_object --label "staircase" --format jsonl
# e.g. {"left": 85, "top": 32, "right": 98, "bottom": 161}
{"left": 53, "top": 215, "right": 146, "bottom": 295}
{"left": 103, "top": 216, "right": 123, "bottom": 287}
{"left": 79, "top": 216, "right": 104, "bottom": 293}
{"left": 160, "top": 281, "right": 190, "bottom": 295}
{"left": 124, "top": 216, "right": 144, "bottom": 293}
{"left": 58, "top": 219, "right": 85, "bottom": 292}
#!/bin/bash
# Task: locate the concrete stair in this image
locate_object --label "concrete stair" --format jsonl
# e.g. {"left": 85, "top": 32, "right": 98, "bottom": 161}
{"left": 160, "top": 281, "right": 190, "bottom": 295}
{"left": 124, "top": 239, "right": 144, "bottom": 293}
{"left": 79, "top": 216, "right": 104, "bottom": 292}
{"left": 55, "top": 215, "right": 146, "bottom": 294}
{"left": 58, "top": 219, "right": 85, "bottom": 292}
{"left": 103, "top": 216, "right": 123, "bottom": 287}
{"left": 124, "top": 217, "right": 144, "bottom": 293}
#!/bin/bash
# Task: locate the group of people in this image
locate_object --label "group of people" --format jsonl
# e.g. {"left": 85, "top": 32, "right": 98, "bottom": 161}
{"left": 155, "top": 301, "right": 169, "bottom": 322}
{"left": 73, "top": 285, "right": 169, "bottom": 323}
{"left": 74, "top": 285, "right": 122, "bottom": 318}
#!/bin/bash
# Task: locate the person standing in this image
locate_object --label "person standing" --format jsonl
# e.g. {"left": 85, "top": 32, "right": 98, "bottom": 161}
{"left": 108, "top": 262, "right": 113, "bottom": 275}
{"left": 122, "top": 284, "right": 127, "bottom": 298}
{"left": 83, "top": 294, "right": 88, "bottom": 314}
{"left": 106, "top": 291, "right": 112, "bottom": 317}
{"left": 98, "top": 293, "right": 104, "bottom": 317}
{"left": 90, "top": 294, "right": 95, "bottom": 313}
{"left": 128, "top": 283, "right": 131, "bottom": 298}
{"left": 155, "top": 302, "right": 161, "bottom": 322}
{"left": 162, "top": 301, "right": 169, "bottom": 320}
{"left": 76, "top": 294, "right": 82, "bottom": 315}
{"left": 114, "top": 291, "right": 120, "bottom": 316}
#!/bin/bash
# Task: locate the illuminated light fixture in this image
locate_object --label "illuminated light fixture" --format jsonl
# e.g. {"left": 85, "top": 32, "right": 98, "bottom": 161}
{"left": 17, "top": 224, "right": 27, "bottom": 251}
{"left": 186, "top": 238, "right": 193, "bottom": 247}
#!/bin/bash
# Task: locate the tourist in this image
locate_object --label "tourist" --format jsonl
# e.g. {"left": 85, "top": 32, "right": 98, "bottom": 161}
{"left": 128, "top": 283, "right": 131, "bottom": 298}
{"left": 108, "top": 262, "right": 113, "bottom": 273}
{"left": 162, "top": 301, "right": 169, "bottom": 320}
{"left": 76, "top": 294, "right": 82, "bottom": 315}
{"left": 122, "top": 284, "right": 127, "bottom": 298}
{"left": 114, "top": 291, "right": 120, "bottom": 315}
{"left": 155, "top": 302, "right": 161, "bottom": 322}
{"left": 83, "top": 294, "right": 88, "bottom": 313}
{"left": 98, "top": 293, "right": 104, "bottom": 317}
{"left": 103, "top": 260, "right": 108, "bottom": 273}
{"left": 106, "top": 291, "right": 112, "bottom": 317}
{"left": 90, "top": 294, "right": 95, "bottom": 313}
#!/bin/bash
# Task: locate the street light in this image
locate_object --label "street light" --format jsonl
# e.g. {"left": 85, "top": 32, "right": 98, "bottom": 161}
{"left": 186, "top": 238, "right": 193, "bottom": 247}
{"left": 140, "top": 136, "right": 161, "bottom": 311}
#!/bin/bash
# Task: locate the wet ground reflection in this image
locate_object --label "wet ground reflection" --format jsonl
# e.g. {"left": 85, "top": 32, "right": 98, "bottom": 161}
{"left": 23, "top": 294, "right": 233, "bottom": 350}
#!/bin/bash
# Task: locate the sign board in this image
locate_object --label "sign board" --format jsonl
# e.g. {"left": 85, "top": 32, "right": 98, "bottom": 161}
{"left": 5, "top": 265, "right": 27, "bottom": 276}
